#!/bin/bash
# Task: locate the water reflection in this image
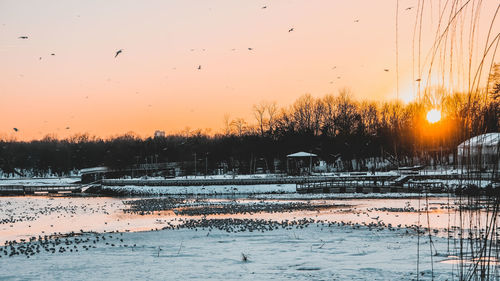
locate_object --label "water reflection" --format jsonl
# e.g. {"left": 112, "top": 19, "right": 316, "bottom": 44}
{"left": 0, "top": 194, "right": 496, "bottom": 244}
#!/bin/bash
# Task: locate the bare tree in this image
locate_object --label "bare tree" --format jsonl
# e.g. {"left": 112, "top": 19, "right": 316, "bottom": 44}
{"left": 312, "top": 98, "right": 325, "bottom": 136}
{"left": 334, "top": 89, "right": 360, "bottom": 136}
{"left": 359, "top": 101, "right": 379, "bottom": 136}
{"left": 321, "top": 94, "right": 337, "bottom": 137}
{"left": 253, "top": 101, "right": 279, "bottom": 136}
{"left": 266, "top": 101, "right": 278, "bottom": 135}
{"left": 274, "top": 107, "right": 296, "bottom": 135}
{"left": 230, "top": 118, "right": 247, "bottom": 136}
{"left": 223, "top": 114, "right": 232, "bottom": 136}
{"left": 253, "top": 102, "right": 267, "bottom": 137}
{"left": 182, "top": 127, "right": 191, "bottom": 138}
{"left": 292, "top": 94, "right": 315, "bottom": 133}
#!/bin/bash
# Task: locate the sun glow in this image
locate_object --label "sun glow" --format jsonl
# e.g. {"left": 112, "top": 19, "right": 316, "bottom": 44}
{"left": 426, "top": 109, "right": 441, "bottom": 123}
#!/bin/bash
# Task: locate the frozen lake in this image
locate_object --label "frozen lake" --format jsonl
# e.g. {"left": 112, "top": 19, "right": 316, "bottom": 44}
{"left": 0, "top": 194, "right": 498, "bottom": 280}
{"left": 2, "top": 224, "right": 455, "bottom": 280}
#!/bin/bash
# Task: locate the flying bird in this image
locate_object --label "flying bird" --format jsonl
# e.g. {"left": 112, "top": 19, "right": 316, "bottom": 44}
{"left": 114, "top": 49, "right": 123, "bottom": 58}
{"left": 18, "top": 36, "right": 28, "bottom": 39}
{"left": 13, "top": 128, "right": 18, "bottom": 132}
{"left": 197, "top": 65, "right": 202, "bottom": 70}
{"left": 288, "top": 28, "right": 294, "bottom": 32}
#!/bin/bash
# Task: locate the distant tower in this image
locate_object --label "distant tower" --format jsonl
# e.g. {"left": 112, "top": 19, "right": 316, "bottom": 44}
{"left": 154, "top": 130, "right": 165, "bottom": 138}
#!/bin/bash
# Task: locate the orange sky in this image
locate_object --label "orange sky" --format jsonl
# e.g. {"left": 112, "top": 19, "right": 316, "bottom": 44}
{"left": 0, "top": 0, "right": 498, "bottom": 140}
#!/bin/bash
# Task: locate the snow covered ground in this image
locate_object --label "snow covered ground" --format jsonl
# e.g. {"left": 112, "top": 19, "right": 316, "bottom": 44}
{"left": 0, "top": 177, "right": 80, "bottom": 186}
{"left": 0, "top": 225, "right": 456, "bottom": 280}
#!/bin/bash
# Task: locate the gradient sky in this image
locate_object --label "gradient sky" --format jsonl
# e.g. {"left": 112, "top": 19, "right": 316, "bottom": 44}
{"left": 1, "top": 0, "right": 498, "bottom": 140}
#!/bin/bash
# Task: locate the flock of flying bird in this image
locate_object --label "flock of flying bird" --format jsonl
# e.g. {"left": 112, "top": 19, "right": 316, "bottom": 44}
{"left": 12, "top": 4, "right": 416, "bottom": 134}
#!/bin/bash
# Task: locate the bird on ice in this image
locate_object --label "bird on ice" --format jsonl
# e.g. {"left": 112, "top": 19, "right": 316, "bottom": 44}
{"left": 288, "top": 28, "right": 294, "bottom": 32}
{"left": 354, "top": 19, "right": 359, "bottom": 23}
{"left": 197, "top": 65, "right": 202, "bottom": 70}
{"left": 13, "top": 128, "right": 18, "bottom": 132}
{"left": 384, "top": 69, "right": 389, "bottom": 72}
{"left": 248, "top": 47, "right": 253, "bottom": 50}
{"left": 114, "top": 49, "right": 123, "bottom": 58}
{"left": 262, "top": 6, "right": 267, "bottom": 9}
{"left": 18, "top": 36, "right": 28, "bottom": 39}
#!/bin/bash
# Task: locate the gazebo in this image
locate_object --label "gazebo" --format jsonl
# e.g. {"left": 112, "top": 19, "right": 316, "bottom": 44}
{"left": 286, "top": 151, "right": 318, "bottom": 175}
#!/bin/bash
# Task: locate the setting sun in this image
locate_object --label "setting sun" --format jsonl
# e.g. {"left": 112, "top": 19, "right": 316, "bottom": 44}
{"left": 426, "top": 109, "right": 441, "bottom": 123}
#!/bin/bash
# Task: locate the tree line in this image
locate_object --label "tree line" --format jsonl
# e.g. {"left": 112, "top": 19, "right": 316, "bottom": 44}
{"left": 1, "top": 76, "right": 498, "bottom": 177}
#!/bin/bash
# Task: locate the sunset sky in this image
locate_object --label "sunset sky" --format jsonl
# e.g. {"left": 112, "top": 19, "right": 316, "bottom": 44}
{"left": 1, "top": 0, "right": 498, "bottom": 140}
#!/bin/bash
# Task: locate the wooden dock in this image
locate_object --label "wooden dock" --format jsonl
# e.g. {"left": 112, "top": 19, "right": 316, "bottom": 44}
{"left": 296, "top": 181, "right": 403, "bottom": 194}
{"left": 296, "top": 179, "right": 457, "bottom": 194}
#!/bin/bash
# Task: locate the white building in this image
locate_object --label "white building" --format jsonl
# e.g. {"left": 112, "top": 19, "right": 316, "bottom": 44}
{"left": 457, "top": 132, "right": 500, "bottom": 171}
